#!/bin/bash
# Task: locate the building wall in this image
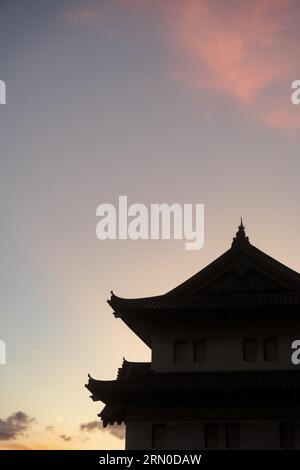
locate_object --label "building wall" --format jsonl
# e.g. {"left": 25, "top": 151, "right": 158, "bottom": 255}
{"left": 151, "top": 334, "right": 299, "bottom": 372}
{"left": 125, "top": 420, "right": 300, "bottom": 450}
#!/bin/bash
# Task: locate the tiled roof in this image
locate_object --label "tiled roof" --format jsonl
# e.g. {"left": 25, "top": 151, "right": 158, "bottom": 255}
{"left": 109, "top": 293, "right": 300, "bottom": 314}
{"left": 117, "top": 359, "right": 151, "bottom": 380}
{"left": 167, "top": 241, "right": 300, "bottom": 297}
{"left": 88, "top": 361, "right": 300, "bottom": 425}
{"left": 88, "top": 366, "right": 300, "bottom": 425}
{"left": 108, "top": 234, "right": 300, "bottom": 319}
{"left": 99, "top": 403, "right": 124, "bottom": 427}
{"left": 106, "top": 234, "right": 300, "bottom": 347}
{"left": 87, "top": 367, "right": 300, "bottom": 402}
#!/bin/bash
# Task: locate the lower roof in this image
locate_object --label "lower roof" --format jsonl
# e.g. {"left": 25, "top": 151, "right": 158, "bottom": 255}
{"left": 86, "top": 361, "right": 300, "bottom": 420}
{"left": 87, "top": 361, "right": 300, "bottom": 426}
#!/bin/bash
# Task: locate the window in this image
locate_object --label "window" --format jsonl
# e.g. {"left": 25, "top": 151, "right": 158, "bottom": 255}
{"left": 173, "top": 341, "right": 187, "bottom": 364}
{"left": 280, "top": 422, "right": 294, "bottom": 449}
{"left": 193, "top": 340, "right": 206, "bottom": 363}
{"left": 226, "top": 424, "right": 240, "bottom": 449}
{"left": 264, "top": 337, "right": 277, "bottom": 362}
{"left": 243, "top": 338, "right": 257, "bottom": 362}
{"left": 205, "top": 423, "right": 219, "bottom": 449}
{"left": 152, "top": 424, "right": 166, "bottom": 449}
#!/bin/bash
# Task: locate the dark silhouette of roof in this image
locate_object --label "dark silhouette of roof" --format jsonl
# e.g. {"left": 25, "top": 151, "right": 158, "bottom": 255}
{"left": 87, "top": 223, "right": 300, "bottom": 427}
{"left": 87, "top": 359, "right": 300, "bottom": 397}
{"left": 109, "top": 292, "right": 300, "bottom": 312}
{"left": 107, "top": 222, "right": 300, "bottom": 345}
{"left": 117, "top": 358, "right": 151, "bottom": 380}
{"left": 86, "top": 360, "right": 300, "bottom": 426}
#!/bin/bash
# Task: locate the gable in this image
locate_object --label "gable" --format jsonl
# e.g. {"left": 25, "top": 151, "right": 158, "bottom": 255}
{"left": 201, "top": 264, "right": 289, "bottom": 294}
{"left": 168, "top": 241, "right": 300, "bottom": 297}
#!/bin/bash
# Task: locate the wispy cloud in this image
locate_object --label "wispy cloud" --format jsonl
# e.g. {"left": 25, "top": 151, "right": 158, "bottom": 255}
{"left": 107, "top": 424, "right": 125, "bottom": 440}
{"left": 168, "top": 0, "right": 300, "bottom": 131}
{"left": 60, "top": 434, "right": 73, "bottom": 442}
{"left": 80, "top": 420, "right": 124, "bottom": 440}
{"left": 45, "top": 425, "right": 55, "bottom": 433}
{"left": 80, "top": 420, "right": 100, "bottom": 432}
{"left": 0, "top": 443, "right": 32, "bottom": 450}
{"left": 64, "top": 0, "right": 300, "bottom": 131}
{"left": 64, "top": 5, "right": 102, "bottom": 26}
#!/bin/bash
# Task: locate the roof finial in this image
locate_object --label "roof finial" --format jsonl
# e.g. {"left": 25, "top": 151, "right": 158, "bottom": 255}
{"left": 231, "top": 217, "right": 249, "bottom": 247}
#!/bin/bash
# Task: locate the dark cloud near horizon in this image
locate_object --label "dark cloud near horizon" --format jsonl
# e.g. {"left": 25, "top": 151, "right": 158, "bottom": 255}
{"left": 60, "top": 434, "right": 73, "bottom": 442}
{"left": 80, "top": 420, "right": 101, "bottom": 432}
{"left": 80, "top": 420, "right": 125, "bottom": 440}
{"left": 46, "top": 425, "right": 55, "bottom": 433}
{"left": 109, "top": 424, "right": 125, "bottom": 440}
{"left": 0, "top": 411, "right": 36, "bottom": 441}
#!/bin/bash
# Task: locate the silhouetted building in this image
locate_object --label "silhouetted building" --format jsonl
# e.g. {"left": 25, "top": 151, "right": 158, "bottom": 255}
{"left": 86, "top": 222, "right": 300, "bottom": 449}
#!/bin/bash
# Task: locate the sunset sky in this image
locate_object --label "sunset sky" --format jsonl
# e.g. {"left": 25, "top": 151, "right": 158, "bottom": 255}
{"left": 1, "top": 0, "right": 300, "bottom": 449}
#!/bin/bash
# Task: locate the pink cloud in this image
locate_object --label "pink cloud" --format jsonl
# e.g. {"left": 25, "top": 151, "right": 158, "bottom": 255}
{"left": 168, "top": 0, "right": 300, "bottom": 131}
{"left": 63, "top": 0, "right": 300, "bottom": 131}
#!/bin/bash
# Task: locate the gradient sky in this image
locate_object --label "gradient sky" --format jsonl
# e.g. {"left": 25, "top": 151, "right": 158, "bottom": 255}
{"left": 1, "top": 0, "right": 300, "bottom": 449}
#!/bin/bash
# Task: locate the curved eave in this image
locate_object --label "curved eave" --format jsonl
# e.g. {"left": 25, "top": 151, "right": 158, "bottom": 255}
{"left": 107, "top": 291, "right": 300, "bottom": 346}
{"left": 108, "top": 292, "right": 300, "bottom": 315}
{"left": 99, "top": 404, "right": 124, "bottom": 427}
{"left": 87, "top": 369, "right": 300, "bottom": 400}
{"left": 107, "top": 291, "right": 165, "bottom": 315}
{"left": 85, "top": 375, "right": 119, "bottom": 402}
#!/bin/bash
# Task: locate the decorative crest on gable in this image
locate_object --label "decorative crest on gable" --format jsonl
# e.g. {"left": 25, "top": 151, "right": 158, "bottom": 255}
{"left": 232, "top": 218, "right": 250, "bottom": 248}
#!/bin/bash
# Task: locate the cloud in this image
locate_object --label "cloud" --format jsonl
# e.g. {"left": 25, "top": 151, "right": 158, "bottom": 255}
{"left": 63, "top": 0, "right": 300, "bottom": 131}
{"left": 46, "top": 426, "right": 55, "bottom": 433}
{"left": 0, "top": 443, "right": 31, "bottom": 450}
{"left": 63, "top": 0, "right": 153, "bottom": 27}
{"left": 80, "top": 420, "right": 125, "bottom": 440}
{"left": 169, "top": 0, "right": 300, "bottom": 131}
{"left": 108, "top": 424, "right": 125, "bottom": 440}
{"left": 64, "top": 5, "right": 101, "bottom": 25}
{"left": 80, "top": 420, "right": 100, "bottom": 432}
{"left": 0, "top": 412, "right": 36, "bottom": 441}
{"left": 60, "top": 434, "right": 73, "bottom": 442}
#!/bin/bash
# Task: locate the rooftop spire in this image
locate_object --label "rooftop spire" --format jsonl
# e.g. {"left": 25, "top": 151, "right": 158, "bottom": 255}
{"left": 231, "top": 217, "right": 249, "bottom": 248}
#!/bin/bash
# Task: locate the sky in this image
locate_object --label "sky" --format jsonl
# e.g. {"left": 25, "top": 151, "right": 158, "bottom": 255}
{"left": 1, "top": 0, "right": 300, "bottom": 449}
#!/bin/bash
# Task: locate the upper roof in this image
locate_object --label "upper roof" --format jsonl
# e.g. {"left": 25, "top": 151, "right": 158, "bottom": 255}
{"left": 107, "top": 222, "right": 300, "bottom": 345}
